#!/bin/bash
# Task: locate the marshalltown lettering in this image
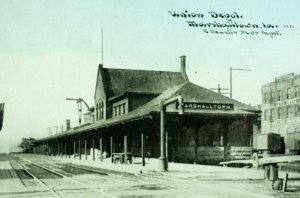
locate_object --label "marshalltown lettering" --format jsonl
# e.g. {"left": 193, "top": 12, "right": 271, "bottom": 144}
{"left": 183, "top": 102, "right": 234, "bottom": 111}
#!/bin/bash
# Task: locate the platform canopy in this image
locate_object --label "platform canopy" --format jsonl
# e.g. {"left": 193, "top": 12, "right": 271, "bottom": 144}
{"left": 37, "top": 82, "right": 259, "bottom": 142}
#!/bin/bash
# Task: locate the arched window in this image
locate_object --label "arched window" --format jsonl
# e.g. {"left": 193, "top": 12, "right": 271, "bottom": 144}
{"left": 270, "top": 92, "right": 274, "bottom": 102}
{"left": 287, "top": 88, "right": 292, "bottom": 99}
{"left": 295, "top": 86, "right": 299, "bottom": 98}
{"left": 96, "top": 103, "right": 99, "bottom": 120}
{"left": 100, "top": 101, "right": 104, "bottom": 119}
{"left": 278, "top": 90, "right": 282, "bottom": 101}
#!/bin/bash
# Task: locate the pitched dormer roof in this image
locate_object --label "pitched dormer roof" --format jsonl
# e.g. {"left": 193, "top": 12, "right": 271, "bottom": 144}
{"left": 97, "top": 67, "right": 187, "bottom": 99}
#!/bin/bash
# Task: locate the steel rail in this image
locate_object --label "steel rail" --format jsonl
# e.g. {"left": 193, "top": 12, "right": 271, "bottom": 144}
{"left": 62, "top": 163, "right": 144, "bottom": 183}
{"left": 16, "top": 154, "right": 175, "bottom": 187}
{"left": 13, "top": 159, "right": 63, "bottom": 198}
{"left": 22, "top": 154, "right": 145, "bottom": 182}
{"left": 8, "top": 160, "right": 28, "bottom": 187}
{"left": 17, "top": 156, "right": 118, "bottom": 198}
{"left": 62, "top": 163, "right": 108, "bottom": 175}
{"left": 14, "top": 154, "right": 182, "bottom": 194}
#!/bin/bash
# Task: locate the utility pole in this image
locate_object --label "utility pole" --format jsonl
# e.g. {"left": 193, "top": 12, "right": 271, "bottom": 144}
{"left": 48, "top": 127, "right": 52, "bottom": 136}
{"left": 229, "top": 67, "right": 252, "bottom": 98}
{"left": 210, "top": 84, "right": 229, "bottom": 95}
{"left": 101, "top": 25, "right": 104, "bottom": 65}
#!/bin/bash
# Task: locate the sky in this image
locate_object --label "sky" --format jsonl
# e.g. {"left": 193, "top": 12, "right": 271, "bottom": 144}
{"left": 0, "top": 0, "right": 300, "bottom": 152}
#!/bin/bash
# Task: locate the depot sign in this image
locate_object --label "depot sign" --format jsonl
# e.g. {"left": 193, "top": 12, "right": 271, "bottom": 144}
{"left": 183, "top": 102, "right": 234, "bottom": 111}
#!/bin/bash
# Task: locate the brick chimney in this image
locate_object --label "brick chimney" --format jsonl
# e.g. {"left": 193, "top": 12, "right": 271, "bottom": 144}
{"left": 66, "top": 119, "right": 71, "bottom": 131}
{"left": 180, "top": 55, "right": 189, "bottom": 81}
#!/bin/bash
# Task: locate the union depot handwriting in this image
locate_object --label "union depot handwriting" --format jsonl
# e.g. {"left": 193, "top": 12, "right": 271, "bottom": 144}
{"left": 169, "top": 10, "right": 294, "bottom": 38}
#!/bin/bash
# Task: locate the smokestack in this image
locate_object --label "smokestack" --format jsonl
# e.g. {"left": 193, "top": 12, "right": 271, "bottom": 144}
{"left": 180, "top": 56, "right": 186, "bottom": 73}
{"left": 180, "top": 55, "right": 189, "bottom": 81}
{"left": 66, "top": 119, "right": 71, "bottom": 131}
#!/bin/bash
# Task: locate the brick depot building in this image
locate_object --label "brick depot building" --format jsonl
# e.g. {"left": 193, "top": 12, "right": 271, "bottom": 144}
{"left": 261, "top": 73, "right": 300, "bottom": 154}
{"left": 34, "top": 56, "right": 260, "bottom": 166}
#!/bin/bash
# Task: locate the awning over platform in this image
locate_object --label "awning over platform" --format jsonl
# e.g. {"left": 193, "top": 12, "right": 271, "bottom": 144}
{"left": 36, "top": 82, "right": 260, "bottom": 142}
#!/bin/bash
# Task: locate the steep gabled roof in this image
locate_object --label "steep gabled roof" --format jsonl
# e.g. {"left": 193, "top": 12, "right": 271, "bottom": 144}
{"left": 132, "top": 81, "right": 258, "bottom": 115}
{"left": 100, "top": 68, "right": 186, "bottom": 99}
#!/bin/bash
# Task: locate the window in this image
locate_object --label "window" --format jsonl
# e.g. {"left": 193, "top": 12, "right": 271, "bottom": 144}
{"left": 114, "top": 106, "right": 117, "bottom": 116}
{"left": 270, "top": 92, "right": 274, "bottom": 102}
{"left": 98, "top": 103, "right": 100, "bottom": 120}
{"left": 278, "top": 108, "right": 282, "bottom": 119}
{"left": 295, "top": 86, "right": 299, "bottom": 98}
{"left": 287, "top": 88, "right": 292, "bottom": 99}
{"left": 96, "top": 103, "right": 99, "bottom": 120}
{"left": 113, "top": 102, "right": 127, "bottom": 117}
{"left": 270, "top": 109, "right": 274, "bottom": 121}
{"left": 96, "top": 101, "right": 104, "bottom": 120}
{"left": 112, "top": 99, "right": 128, "bottom": 117}
{"left": 118, "top": 105, "right": 121, "bottom": 115}
{"left": 295, "top": 106, "right": 298, "bottom": 117}
{"left": 287, "top": 106, "right": 290, "bottom": 118}
{"left": 278, "top": 90, "right": 282, "bottom": 101}
{"left": 121, "top": 103, "right": 125, "bottom": 114}
{"left": 264, "top": 93, "right": 268, "bottom": 103}
{"left": 99, "top": 101, "right": 104, "bottom": 119}
{"left": 264, "top": 110, "right": 268, "bottom": 121}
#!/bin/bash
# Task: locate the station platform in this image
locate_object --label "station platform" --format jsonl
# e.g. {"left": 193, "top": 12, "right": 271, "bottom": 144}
{"left": 19, "top": 154, "right": 270, "bottom": 181}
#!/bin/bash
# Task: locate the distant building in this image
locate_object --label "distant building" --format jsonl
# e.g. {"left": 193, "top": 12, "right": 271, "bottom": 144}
{"left": 83, "top": 107, "right": 94, "bottom": 124}
{"left": 19, "top": 138, "right": 36, "bottom": 153}
{"left": 261, "top": 73, "right": 300, "bottom": 154}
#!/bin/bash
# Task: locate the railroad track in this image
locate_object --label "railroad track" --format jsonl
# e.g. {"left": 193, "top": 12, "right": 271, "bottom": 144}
{"left": 9, "top": 154, "right": 180, "bottom": 197}
{"left": 9, "top": 155, "right": 118, "bottom": 198}
{"left": 15, "top": 154, "right": 154, "bottom": 183}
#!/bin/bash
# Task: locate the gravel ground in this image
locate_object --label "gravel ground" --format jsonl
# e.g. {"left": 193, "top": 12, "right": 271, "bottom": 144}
{"left": 0, "top": 153, "right": 299, "bottom": 198}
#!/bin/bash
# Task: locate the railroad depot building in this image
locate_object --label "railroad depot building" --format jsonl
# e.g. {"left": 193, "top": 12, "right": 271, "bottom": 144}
{"left": 34, "top": 56, "right": 260, "bottom": 165}
{"left": 261, "top": 73, "right": 300, "bottom": 154}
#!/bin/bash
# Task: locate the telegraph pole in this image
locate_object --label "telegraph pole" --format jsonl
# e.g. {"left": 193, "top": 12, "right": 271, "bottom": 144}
{"left": 229, "top": 67, "right": 252, "bottom": 98}
{"left": 210, "top": 84, "right": 229, "bottom": 95}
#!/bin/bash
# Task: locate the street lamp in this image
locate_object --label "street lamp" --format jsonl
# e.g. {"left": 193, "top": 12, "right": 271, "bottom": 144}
{"left": 229, "top": 67, "right": 252, "bottom": 98}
